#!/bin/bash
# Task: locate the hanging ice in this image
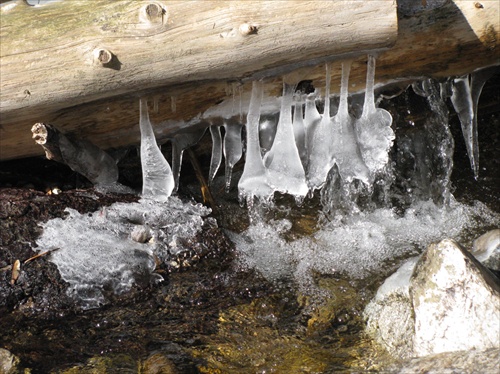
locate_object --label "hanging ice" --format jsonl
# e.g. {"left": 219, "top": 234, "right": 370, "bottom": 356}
{"left": 304, "top": 90, "right": 322, "bottom": 174}
{"left": 449, "top": 67, "right": 495, "bottom": 179}
{"left": 450, "top": 76, "right": 476, "bottom": 177}
{"left": 171, "top": 127, "right": 207, "bottom": 191}
{"left": 208, "top": 125, "right": 223, "bottom": 185}
{"left": 139, "top": 98, "right": 174, "bottom": 201}
{"left": 223, "top": 119, "right": 243, "bottom": 191}
{"left": 264, "top": 80, "right": 308, "bottom": 198}
{"left": 238, "top": 80, "right": 273, "bottom": 201}
{"left": 307, "top": 64, "right": 336, "bottom": 190}
{"left": 354, "top": 55, "right": 395, "bottom": 173}
{"left": 332, "top": 61, "right": 371, "bottom": 184}
{"left": 293, "top": 95, "right": 307, "bottom": 168}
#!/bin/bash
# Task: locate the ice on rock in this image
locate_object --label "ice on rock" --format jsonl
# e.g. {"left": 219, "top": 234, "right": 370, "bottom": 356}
{"left": 307, "top": 65, "right": 336, "bottom": 190}
{"left": 36, "top": 197, "right": 211, "bottom": 309}
{"left": 354, "top": 55, "right": 395, "bottom": 173}
{"left": 171, "top": 127, "right": 207, "bottom": 191}
{"left": 264, "top": 80, "right": 308, "bottom": 198}
{"left": 223, "top": 119, "right": 243, "bottom": 191}
{"left": 332, "top": 61, "right": 371, "bottom": 184}
{"left": 208, "top": 125, "right": 223, "bottom": 185}
{"left": 139, "top": 98, "right": 175, "bottom": 201}
{"left": 238, "top": 80, "right": 273, "bottom": 202}
{"left": 450, "top": 76, "right": 478, "bottom": 178}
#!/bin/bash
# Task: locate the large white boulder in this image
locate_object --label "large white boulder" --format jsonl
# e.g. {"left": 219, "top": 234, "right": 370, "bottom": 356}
{"left": 364, "top": 238, "right": 500, "bottom": 360}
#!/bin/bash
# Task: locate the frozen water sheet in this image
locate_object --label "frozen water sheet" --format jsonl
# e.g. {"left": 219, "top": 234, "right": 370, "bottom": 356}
{"left": 36, "top": 198, "right": 211, "bottom": 309}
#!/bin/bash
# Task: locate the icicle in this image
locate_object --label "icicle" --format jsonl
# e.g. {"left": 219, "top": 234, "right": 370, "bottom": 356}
{"left": 293, "top": 95, "right": 307, "bottom": 169}
{"left": 332, "top": 61, "right": 371, "bottom": 184}
{"left": 171, "top": 128, "right": 207, "bottom": 191}
{"left": 223, "top": 119, "right": 243, "bottom": 192}
{"left": 304, "top": 90, "right": 322, "bottom": 174}
{"left": 238, "top": 80, "right": 273, "bottom": 202}
{"left": 264, "top": 80, "right": 308, "bottom": 198}
{"left": 354, "top": 54, "right": 395, "bottom": 174}
{"left": 450, "top": 76, "right": 477, "bottom": 178}
{"left": 307, "top": 64, "right": 335, "bottom": 190}
{"left": 139, "top": 98, "right": 174, "bottom": 201}
{"left": 208, "top": 125, "right": 223, "bottom": 185}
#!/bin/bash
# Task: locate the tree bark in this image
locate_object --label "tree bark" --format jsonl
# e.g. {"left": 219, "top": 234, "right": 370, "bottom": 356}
{"left": 0, "top": 0, "right": 498, "bottom": 161}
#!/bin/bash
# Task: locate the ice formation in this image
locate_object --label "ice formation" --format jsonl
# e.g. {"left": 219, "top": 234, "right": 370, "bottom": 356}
{"left": 36, "top": 198, "right": 210, "bottom": 309}
{"left": 208, "top": 125, "right": 223, "bottom": 185}
{"left": 331, "top": 61, "right": 371, "bottom": 185}
{"left": 292, "top": 95, "right": 307, "bottom": 168}
{"left": 171, "top": 127, "right": 207, "bottom": 191}
{"left": 450, "top": 68, "right": 496, "bottom": 179}
{"left": 139, "top": 98, "right": 175, "bottom": 201}
{"left": 264, "top": 81, "right": 308, "bottom": 198}
{"left": 307, "top": 64, "right": 336, "bottom": 190}
{"left": 238, "top": 80, "right": 273, "bottom": 202}
{"left": 223, "top": 120, "right": 243, "bottom": 191}
{"left": 354, "top": 55, "right": 395, "bottom": 173}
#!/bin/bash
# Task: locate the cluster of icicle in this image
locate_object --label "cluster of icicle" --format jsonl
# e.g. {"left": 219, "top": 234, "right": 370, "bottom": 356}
{"left": 137, "top": 56, "right": 496, "bottom": 203}
{"left": 234, "top": 55, "right": 395, "bottom": 204}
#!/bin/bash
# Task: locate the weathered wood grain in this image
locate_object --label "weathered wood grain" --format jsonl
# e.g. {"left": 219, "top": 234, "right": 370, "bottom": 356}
{"left": 0, "top": 0, "right": 499, "bottom": 161}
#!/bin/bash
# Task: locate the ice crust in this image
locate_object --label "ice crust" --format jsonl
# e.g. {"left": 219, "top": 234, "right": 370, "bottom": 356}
{"left": 36, "top": 198, "right": 210, "bottom": 309}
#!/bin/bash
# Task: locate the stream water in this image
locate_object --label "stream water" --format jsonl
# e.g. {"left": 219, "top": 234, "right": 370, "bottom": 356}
{"left": 0, "top": 70, "right": 499, "bottom": 373}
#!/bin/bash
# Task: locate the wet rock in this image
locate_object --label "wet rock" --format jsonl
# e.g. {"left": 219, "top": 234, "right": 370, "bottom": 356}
{"left": 0, "top": 348, "right": 21, "bottom": 374}
{"left": 411, "top": 239, "right": 500, "bottom": 356}
{"left": 364, "top": 239, "right": 500, "bottom": 360}
{"left": 131, "top": 225, "right": 152, "bottom": 243}
{"left": 141, "top": 352, "right": 177, "bottom": 374}
{"left": 471, "top": 229, "right": 500, "bottom": 271}
{"left": 364, "top": 257, "right": 419, "bottom": 359}
{"left": 390, "top": 348, "right": 500, "bottom": 374}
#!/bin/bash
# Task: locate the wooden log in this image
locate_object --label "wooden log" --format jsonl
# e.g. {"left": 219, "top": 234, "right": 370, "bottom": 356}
{"left": 0, "top": 0, "right": 499, "bottom": 161}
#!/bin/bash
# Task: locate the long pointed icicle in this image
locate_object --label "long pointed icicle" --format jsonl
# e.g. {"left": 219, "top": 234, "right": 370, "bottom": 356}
{"left": 450, "top": 76, "right": 477, "bottom": 178}
{"left": 355, "top": 54, "right": 394, "bottom": 174}
{"left": 293, "top": 96, "right": 307, "bottom": 169}
{"left": 307, "top": 64, "right": 335, "bottom": 190}
{"left": 238, "top": 80, "right": 273, "bottom": 202}
{"left": 208, "top": 125, "right": 223, "bottom": 185}
{"left": 223, "top": 120, "right": 243, "bottom": 192}
{"left": 139, "top": 98, "right": 174, "bottom": 201}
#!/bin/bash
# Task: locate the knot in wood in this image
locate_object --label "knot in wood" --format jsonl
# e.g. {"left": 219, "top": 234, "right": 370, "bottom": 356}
{"left": 239, "top": 23, "right": 258, "bottom": 36}
{"left": 142, "top": 3, "right": 165, "bottom": 24}
{"left": 94, "top": 48, "right": 113, "bottom": 65}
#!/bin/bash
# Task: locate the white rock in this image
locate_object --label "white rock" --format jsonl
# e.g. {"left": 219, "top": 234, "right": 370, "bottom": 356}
{"left": 471, "top": 229, "right": 500, "bottom": 271}
{"left": 364, "top": 257, "right": 419, "bottom": 359}
{"left": 411, "top": 239, "right": 500, "bottom": 356}
{"left": 364, "top": 239, "right": 500, "bottom": 360}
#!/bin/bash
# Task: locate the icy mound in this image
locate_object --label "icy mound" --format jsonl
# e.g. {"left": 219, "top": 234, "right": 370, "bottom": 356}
{"left": 36, "top": 198, "right": 210, "bottom": 309}
{"left": 229, "top": 198, "right": 499, "bottom": 289}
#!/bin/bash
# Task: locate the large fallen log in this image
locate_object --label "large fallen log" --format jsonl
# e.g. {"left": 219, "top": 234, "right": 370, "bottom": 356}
{"left": 0, "top": 0, "right": 499, "bottom": 161}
